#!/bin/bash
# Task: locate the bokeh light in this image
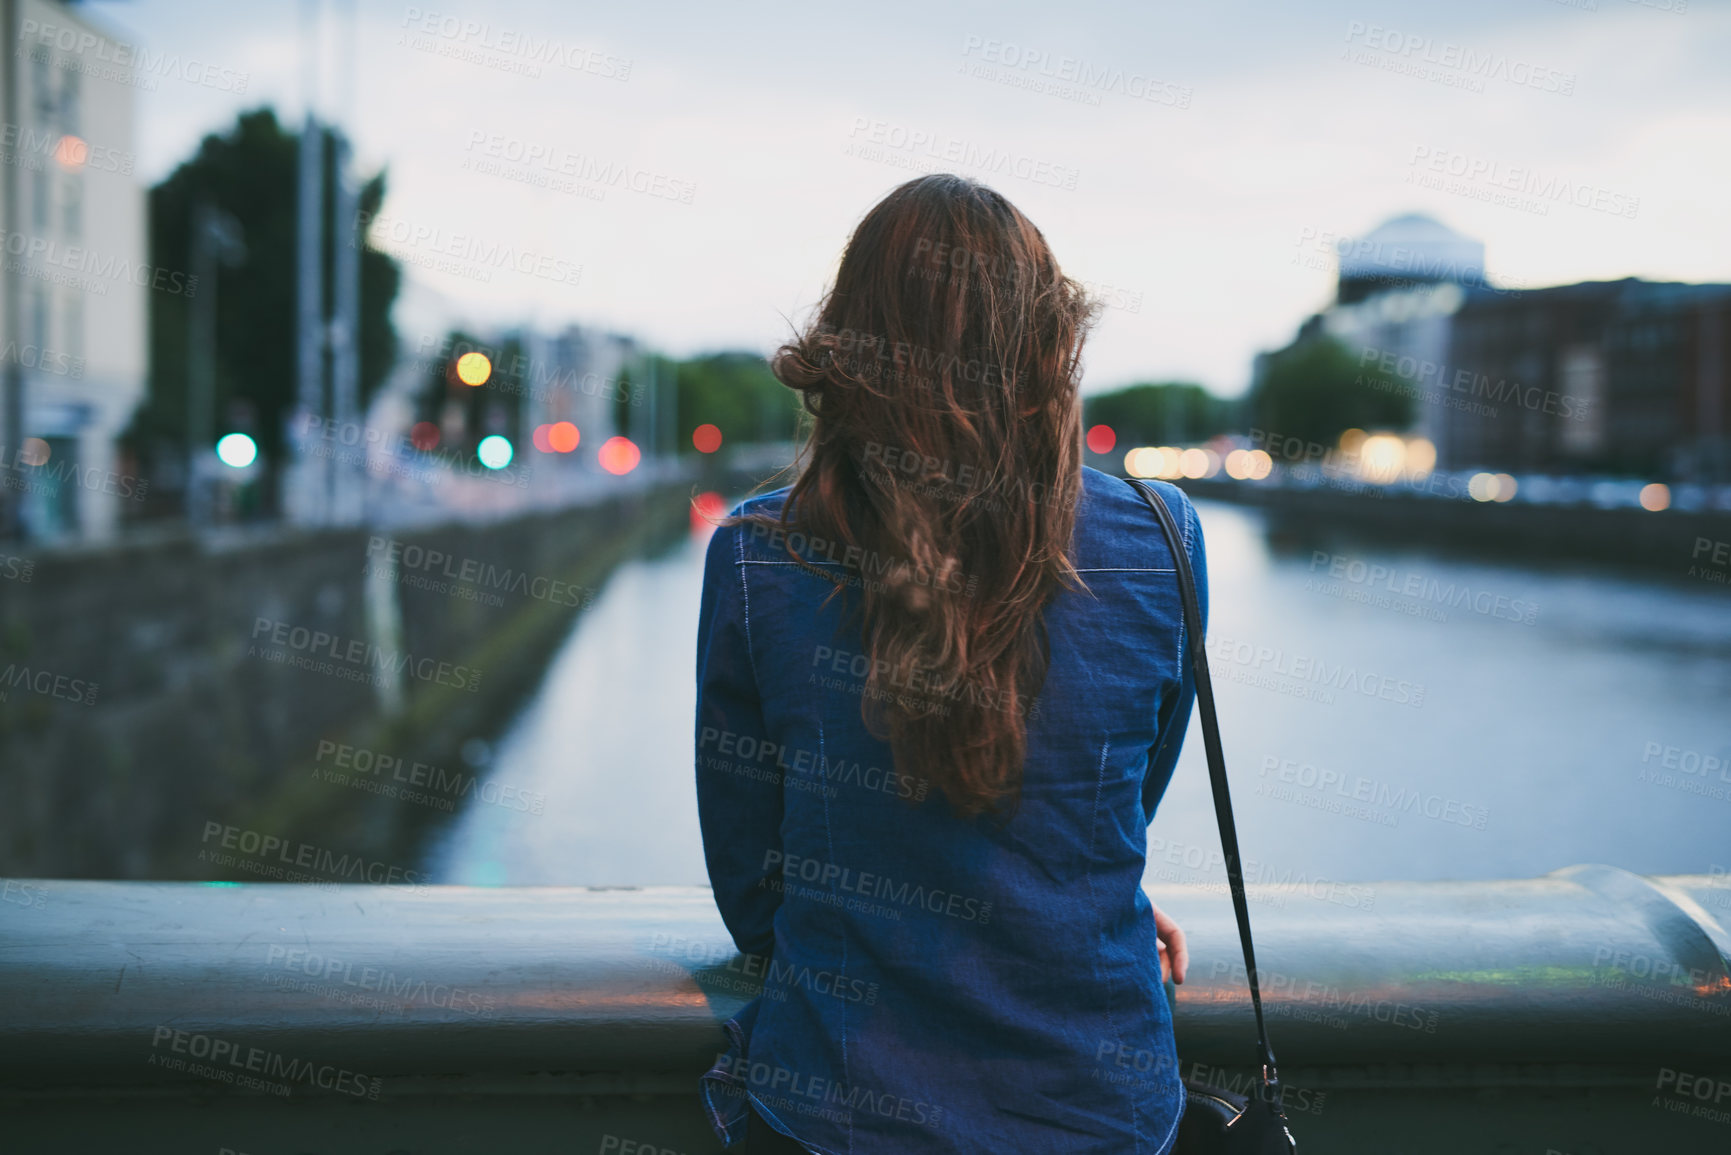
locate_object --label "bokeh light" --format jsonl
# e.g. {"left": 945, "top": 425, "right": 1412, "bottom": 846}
{"left": 215, "top": 433, "right": 258, "bottom": 469}
{"left": 477, "top": 434, "right": 514, "bottom": 470}
{"left": 455, "top": 352, "right": 492, "bottom": 387}
{"left": 410, "top": 421, "right": 440, "bottom": 451}
{"left": 1179, "top": 447, "right": 1215, "bottom": 479}
{"left": 598, "top": 436, "right": 641, "bottom": 475}
{"left": 1124, "top": 446, "right": 1187, "bottom": 479}
{"left": 532, "top": 424, "right": 554, "bottom": 454}
{"left": 19, "top": 437, "right": 50, "bottom": 466}
{"left": 1358, "top": 434, "right": 1406, "bottom": 484}
{"left": 1404, "top": 437, "right": 1438, "bottom": 477}
{"left": 1086, "top": 424, "right": 1116, "bottom": 455}
{"left": 692, "top": 490, "right": 729, "bottom": 532}
{"left": 1639, "top": 483, "right": 1671, "bottom": 512}
{"left": 54, "top": 134, "right": 88, "bottom": 169}
{"left": 549, "top": 422, "right": 581, "bottom": 453}
{"left": 692, "top": 423, "right": 723, "bottom": 454}
{"left": 1224, "top": 448, "right": 1273, "bottom": 480}
{"left": 1471, "top": 472, "right": 1518, "bottom": 502}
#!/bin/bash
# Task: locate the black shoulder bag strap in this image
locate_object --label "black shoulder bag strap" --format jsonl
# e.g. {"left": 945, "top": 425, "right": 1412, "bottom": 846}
{"left": 1128, "top": 478, "right": 1285, "bottom": 1115}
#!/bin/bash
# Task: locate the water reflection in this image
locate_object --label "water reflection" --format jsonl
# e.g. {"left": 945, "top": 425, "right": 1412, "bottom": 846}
{"left": 423, "top": 528, "right": 711, "bottom": 887}
{"left": 425, "top": 500, "right": 1731, "bottom": 886}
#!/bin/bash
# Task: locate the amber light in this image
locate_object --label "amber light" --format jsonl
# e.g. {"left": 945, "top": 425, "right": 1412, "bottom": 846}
{"left": 455, "top": 352, "right": 492, "bottom": 387}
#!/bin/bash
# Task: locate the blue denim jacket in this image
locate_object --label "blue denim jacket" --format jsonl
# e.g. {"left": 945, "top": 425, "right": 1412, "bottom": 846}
{"left": 695, "top": 466, "right": 1206, "bottom": 1154}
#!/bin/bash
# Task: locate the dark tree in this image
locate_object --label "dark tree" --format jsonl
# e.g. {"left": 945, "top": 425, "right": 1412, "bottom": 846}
{"left": 673, "top": 352, "right": 802, "bottom": 453}
{"left": 1250, "top": 335, "right": 1412, "bottom": 448}
{"left": 1083, "top": 381, "right": 1241, "bottom": 447}
{"left": 129, "top": 108, "right": 399, "bottom": 494}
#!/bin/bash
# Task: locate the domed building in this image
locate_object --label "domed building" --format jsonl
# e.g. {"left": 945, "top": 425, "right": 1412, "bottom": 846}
{"left": 1335, "top": 213, "right": 1486, "bottom": 305}
{"left": 1255, "top": 209, "right": 1731, "bottom": 481}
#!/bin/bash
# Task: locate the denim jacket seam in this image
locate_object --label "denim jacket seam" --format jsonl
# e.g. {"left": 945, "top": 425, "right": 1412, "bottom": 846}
{"left": 1074, "top": 566, "right": 1176, "bottom": 574}
{"left": 1152, "top": 1081, "right": 1187, "bottom": 1154}
{"left": 1084, "top": 737, "right": 1141, "bottom": 1145}
{"left": 813, "top": 718, "right": 854, "bottom": 1151}
{"left": 1174, "top": 495, "right": 1191, "bottom": 678}
{"left": 731, "top": 526, "right": 764, "bottom": 687}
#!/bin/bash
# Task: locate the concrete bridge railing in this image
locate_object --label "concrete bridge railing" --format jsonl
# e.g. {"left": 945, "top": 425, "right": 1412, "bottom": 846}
{"left": 2, "top": 866, "right": 1729, "bottom": 1154}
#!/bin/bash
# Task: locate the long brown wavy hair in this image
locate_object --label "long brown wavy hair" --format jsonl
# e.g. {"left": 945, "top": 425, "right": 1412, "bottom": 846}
{"left": 741, "top": 174, "right": 1096, "bottom": 819}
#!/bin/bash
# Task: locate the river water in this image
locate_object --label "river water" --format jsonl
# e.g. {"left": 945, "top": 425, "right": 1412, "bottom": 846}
{"left": 422, "top": 499, "right": 1731, "bottom": 888}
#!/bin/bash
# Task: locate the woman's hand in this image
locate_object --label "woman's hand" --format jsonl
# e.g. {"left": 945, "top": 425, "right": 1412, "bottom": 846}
{"left": 1152, "top": 903, "right": 1188, "bottom": 985}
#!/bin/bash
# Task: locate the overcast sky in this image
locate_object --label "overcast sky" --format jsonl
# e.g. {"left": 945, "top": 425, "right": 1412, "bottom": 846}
{"left": 86, "top": 0, "right": 1731, "bottom": 398}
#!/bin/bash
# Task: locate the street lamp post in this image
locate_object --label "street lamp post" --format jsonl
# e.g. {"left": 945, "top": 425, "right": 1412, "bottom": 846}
{"left": 327, "top": 128, "right": 361, "bottom": 525}
{"left": 1, "top": 0, "right": 25, "bottom": 541}
{"left": 186, "top": 202, "right": 246, "bottom": 527}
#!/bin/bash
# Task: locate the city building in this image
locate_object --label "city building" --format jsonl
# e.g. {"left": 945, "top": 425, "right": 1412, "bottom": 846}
{"left": 1334, "top": 212, "right": 1485, "bottom": 305}
{"left": 1257, "top": 212, "right": 1731, "bottom": 481}
{"left": 1, "top": 0, "right": 147, "bottom": 540}
{"left": 1444, "top": 279, "right": 1731, "bottom": 480}
{"left": 1257, "top": 213, "right": 1487, "bottom": 465}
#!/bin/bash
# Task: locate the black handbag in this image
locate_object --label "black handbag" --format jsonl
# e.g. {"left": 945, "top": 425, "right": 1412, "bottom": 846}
{"left": 1129, "top": 479, "right": 1298, "bottom": 1155}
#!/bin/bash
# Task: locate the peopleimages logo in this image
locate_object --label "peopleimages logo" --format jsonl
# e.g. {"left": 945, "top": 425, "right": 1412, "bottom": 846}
{"left": 644, "top": 932, "right": 882, "bottom": 1006}
{"left": 1341, "top": 21, "right": 1576, "bottom": 96}
{"left": 199, "top": 822, "right": 429, "bottom": 888}
{"left": 399, "top": 8, "right": 633, "bottom": 81}
{"left": 1307, "top": 550, "right": 1540, "bottom": 627}
{"left": 366, "top": 536, "right": 596, "bottom": 609}
{"left": 0, "top": 121, "right": 134, "bottom": 176}
{"left": 0, "top": 230, "right": 197, "bottom": 298}
{"left": 248, "top": 617, "right": 482, "bottom": 693}
{"left": 1354, "top": 346, "right": 1591, "bottom": 421}
{"left": 262, "top": 944, "right": 498, "bottom": 1016}
{"left": 0, "top": 337, "right": 84, "bottom": 379}
{"left": 357, "top": 209, "right": 584, "bottom": 287}
{"left": 20, "top": 19, "right": 250, "bottom": 94}
{"left": 0, "top": 442, "right": 149, "bottom": 500}
{"left": 762, "top": 849, "right": 993, "bottom": 924}
{"left": 957, "top": 35, "right": 1193, "bottom": 110}
{"left": 844, "top": 117, "right": 1081, "bottom": 191}
{"left": 0, "top": 661, "right": 98, "bottom": 706}
{"left": 409, "top": 334, "right": 647, "bottom": 408}
{"left": 313, "top": 739, "right": 547, "bottom": 816}
{"left": 698, "top": 725, "right": 930, "bottom": 802}
{"left": 148, "top": 1027, "right": 379, "bottom": 1098}
{"left": 1205, "top": 634, "right": 1426, "bottom": 709}
{"left": 461, "top": 131, "right": 697, "bottom": 205}
{"left": 1407, "top": 145, "right": 1640, "bottom": 220}
{"left": 1257, "top": 755, "right": 1490, "bottom": 831}
{"left": 1653, "top": 1067, "right": 1731, "bottom": 1127}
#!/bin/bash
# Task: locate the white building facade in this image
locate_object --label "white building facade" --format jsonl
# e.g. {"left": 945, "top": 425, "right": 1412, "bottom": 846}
{"left": 1, "top": 0, "right": 148, "bottom": 540}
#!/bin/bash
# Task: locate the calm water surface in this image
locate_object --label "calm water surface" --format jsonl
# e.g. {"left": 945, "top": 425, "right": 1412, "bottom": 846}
{"left": 423, "top": 500, "right": 1731, "bottom": 887}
